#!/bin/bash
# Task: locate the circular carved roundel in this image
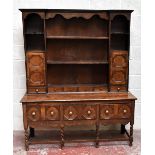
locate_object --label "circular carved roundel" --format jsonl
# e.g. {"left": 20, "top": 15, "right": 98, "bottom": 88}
{"left": 83, "top": 106, "right": 96, "bottom": 120}
{"left": 46, "top": 107, "right": 59, "bottom": 120}
{"left": 29, "top": 72, "right": 44, "bottom": 84}
{"left": 64, "top": 106, "right": 77, "bottom": 120}
{"left": 118, "top": 105, "right": 131, "bottom": 118}
{"left": 112, "top": 71, "right": 125, "bottom": 83}
{"left": 29, "top": 55, "right": 43, "bottom": 66}
{"left": 113, "top": 55, "right": 127, "bottom": 67}
{"left": 100, "top": 105, "right": 114, "bottom": 119}
{"left": 27, "top": 107, "right": 40, "bottom": 121}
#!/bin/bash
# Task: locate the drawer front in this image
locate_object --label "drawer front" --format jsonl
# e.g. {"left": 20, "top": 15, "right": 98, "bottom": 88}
{"left": 110, "top": 85, "right": 127, "bottom": 92}
{"left": 26, "top": 105, "right": 60, "bottom": 122}
{"left": 63, "top": 105, "right": 97, "bottom": 121}
{"left": 27, "top": 105, "right": 41, "bottom": 122}
{"left": 28, "top": 87, "right": 46, "bottom": 94}
{"left": 45, "top": 106, "right": 60, "bottom": 121}
{"left": 100, "top": 104, "right": 131, "bottom": 120}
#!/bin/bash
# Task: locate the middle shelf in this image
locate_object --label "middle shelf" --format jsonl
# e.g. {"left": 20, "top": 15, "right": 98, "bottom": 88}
{"left": 46, "top": 36, "right": 109, "bottom": 40}
{"left": 46, "top": 39, "right": 108, "bottom": 63}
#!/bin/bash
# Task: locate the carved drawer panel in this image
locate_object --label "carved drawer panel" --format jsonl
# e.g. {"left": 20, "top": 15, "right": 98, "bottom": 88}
{"left": 63, "top": 105, "right": 97, "bottom": 121}
{"left": 64, "top": 106, "right": 78, "bottom": 121}
{"left": 117, "top": 104, "right": 131, "bottom": 119}
{"left": 82, "top": 106, "right": 96, "bottom": 120}
{"left": 27, "top": 106, "right": 41, "bottom": 122}
{"left": 100, "top": 105, "right": 115, "bottom": 119}
{"left": 100, "top": 104, "right": 131, "bottom": 120}
{"left": 45, "top": 106, "right": 60, "bottom": 121}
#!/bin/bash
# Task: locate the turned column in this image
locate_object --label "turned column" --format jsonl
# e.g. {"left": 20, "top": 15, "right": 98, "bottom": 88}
{"left": 60, "top": 125, "right": 64, "bottom": 149}
{"left": 95, "top": 123, "right": 99, "bottom": 148}
{"left": 129, "top": 122, "right": 133, "bottom": 146}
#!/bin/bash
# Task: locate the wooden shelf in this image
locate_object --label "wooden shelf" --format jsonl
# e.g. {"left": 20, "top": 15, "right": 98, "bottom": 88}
{"left": 47, "top": 60, "right": 109, "bottom": 64}
{"left": 46, "top": 36, "right": 109, "bottom": 40}
{"left": 29, "top": 130, "right": 129, "bottom": 145}
{"left": 25, "top": 32, "right": 44, "bottom": 35}
{"left": 111, "top": 32, "right": 129, "bottom": 35}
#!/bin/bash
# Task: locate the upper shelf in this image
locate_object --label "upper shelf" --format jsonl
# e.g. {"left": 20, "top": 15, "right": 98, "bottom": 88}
{"left": 46, "top": 36, "right": 109, "bottom": 40}
{"left": 25, "top": 32, "right": 44, "bottom": 35}
{"left": 111, "top": 32, "right": 129, "bottom": 35}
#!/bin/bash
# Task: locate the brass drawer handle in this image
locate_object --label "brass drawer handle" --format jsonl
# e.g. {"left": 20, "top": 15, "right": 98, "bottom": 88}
{"left": 35, "top": 89, "right": 39, "bottom": 92}
{"left": 51, "top": 111, "right": 54, "bottom": 115}
{"left": 32, "top": 112, "right": 36, "bottom": 116}
{"left": 87, "top": 110, "right": 91, "bottom": 114}
{"left": 105, "top": 110, "right": 109, "bottom": 114}
{"left": 117, "top": 87, "right": 120, "bottom": 91}
{"left": 69, "top": 111, "right": 73, "bottom": 115}
{"left": 123, "top": 109, "right": 127, "bottom": 113}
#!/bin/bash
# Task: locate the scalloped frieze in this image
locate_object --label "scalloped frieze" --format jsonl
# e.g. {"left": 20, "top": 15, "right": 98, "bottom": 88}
{"left": 45, "top": 12, "right": 109, "bottom": 20}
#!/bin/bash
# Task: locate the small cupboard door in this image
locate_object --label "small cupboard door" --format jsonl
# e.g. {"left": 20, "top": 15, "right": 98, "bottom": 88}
{"left": 26, "top": 52, "right": 46, "bottom": 87}
{"left": 109, "top": 50, "right": 128, "bottom": 91}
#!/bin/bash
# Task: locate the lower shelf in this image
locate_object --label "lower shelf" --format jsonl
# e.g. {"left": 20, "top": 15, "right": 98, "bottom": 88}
{"left": 29, "top": 130, "right": 129, "bottom": 145}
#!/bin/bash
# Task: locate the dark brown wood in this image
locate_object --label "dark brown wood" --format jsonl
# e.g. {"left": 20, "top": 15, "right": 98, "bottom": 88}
{"left": 19, "top": 9, "right": 136, "bottom": 150}
{"left": 30, "top": 127, "right": 35, "bottom": 137}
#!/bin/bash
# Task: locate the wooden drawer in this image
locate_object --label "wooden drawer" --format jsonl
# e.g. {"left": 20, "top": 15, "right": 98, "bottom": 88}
{"left": 63, "top": 105, "right": 97, "bottom": 121}
{"left": 45, "top": 106, "right": 60, "bottom": 121}
{"left": 100, "top": 104, "right": 131, "bottom": 120}
{"left": 28, "top": 87, "right": 46, "bottom": 94}
{"left": 27, "top": 105, "right": 60, "bottom": 122}
{"left": 110, "top": 85, "right": 127, "bottom": 92}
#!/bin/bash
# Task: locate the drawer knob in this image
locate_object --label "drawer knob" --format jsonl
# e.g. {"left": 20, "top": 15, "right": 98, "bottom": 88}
{"left": 117, "top": 87, "right": 120, "bottom": 91}
{"left": 69, "top": 111, "right": 73, "bottom": 115}
{"left": 105, "top": 110, "right": 109, "bottom": 114}
{"left": 32, "top": 112, "right": 36, "bottom": 116}
{"left": 51, "top": 111, "right": 54, "bottom": 115}
{"left": 87, "top": 110, "right": 91, "bottom": 114}
{"left": 35, "top": 89, "right": 39, "bottom": 92}
{"left": 123, "top": 109, "right": 127, "bottom": 113}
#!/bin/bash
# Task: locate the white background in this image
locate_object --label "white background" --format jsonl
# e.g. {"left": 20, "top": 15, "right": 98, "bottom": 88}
{"left": 3, "top": 0, "right": 155, "bottom": 154}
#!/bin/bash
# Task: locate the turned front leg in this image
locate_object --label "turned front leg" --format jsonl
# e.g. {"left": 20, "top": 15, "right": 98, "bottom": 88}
{"left": 95, "top": 123, "right": 99, "bottom": 148}
{"left": 23, "top": 104, "right": 29, "bottom": 151}
{"left": 129, "top": 122, "right": 133, "bottom": 146}
{"left": 60, "top": 125, "right": 64, "bottom": 149}
{"left": 25, "top": 129, "right": 29, "bottom": 151}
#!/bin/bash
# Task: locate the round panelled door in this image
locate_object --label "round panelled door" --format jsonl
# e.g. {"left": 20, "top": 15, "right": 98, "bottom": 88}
{"left": 27, "top": 106, "right": 40, "bottom": 121}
